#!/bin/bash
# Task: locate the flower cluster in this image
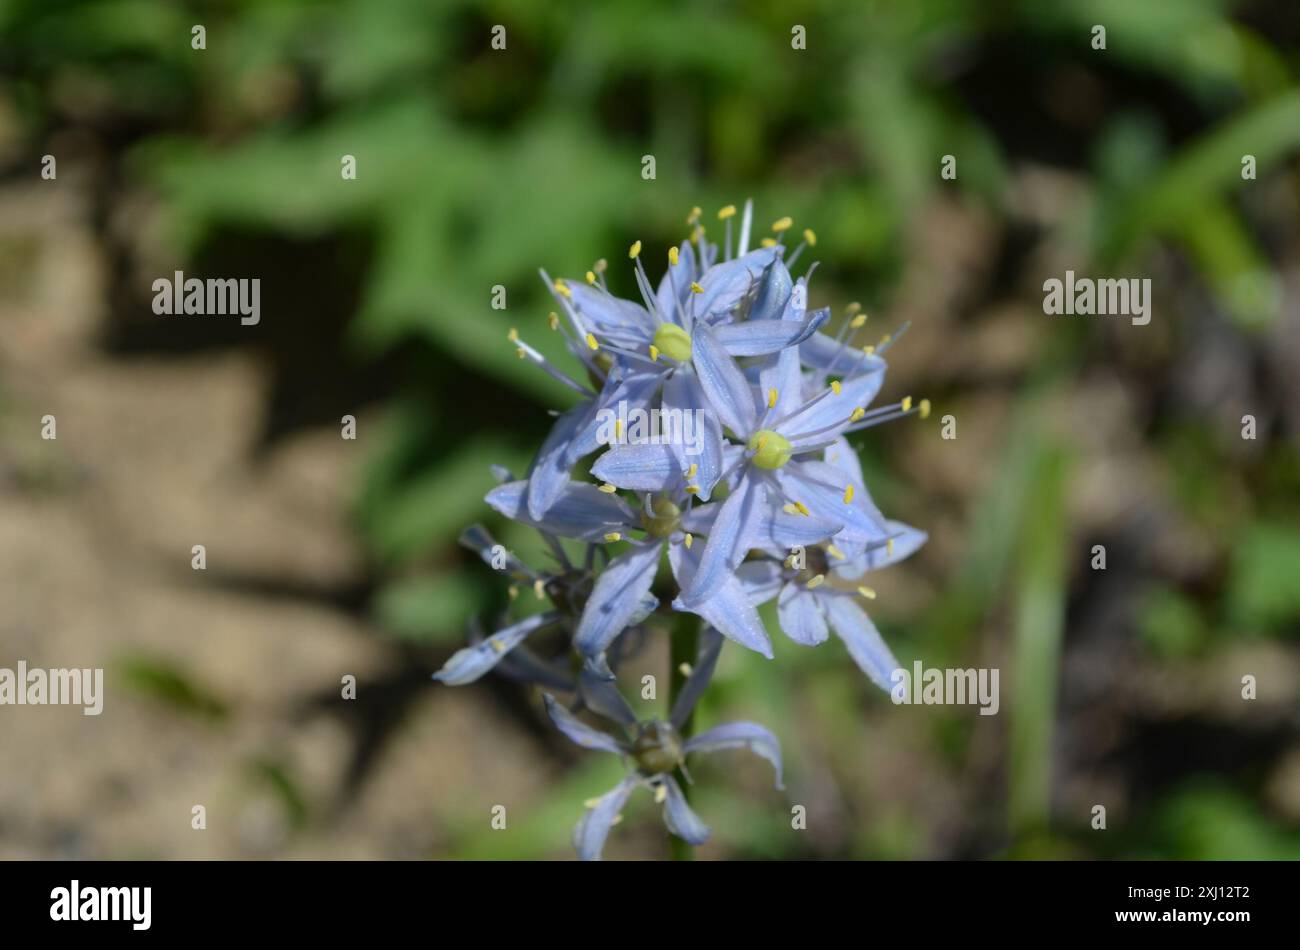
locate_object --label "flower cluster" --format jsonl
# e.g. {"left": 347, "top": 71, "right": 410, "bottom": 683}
{"left": 435, "top": 201, "right": 927, "bottom": 859}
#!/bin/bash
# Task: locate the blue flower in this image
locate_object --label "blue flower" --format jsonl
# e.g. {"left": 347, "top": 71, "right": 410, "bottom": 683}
{"left": 542, "top": 631, "right": 783, "bottom": 860}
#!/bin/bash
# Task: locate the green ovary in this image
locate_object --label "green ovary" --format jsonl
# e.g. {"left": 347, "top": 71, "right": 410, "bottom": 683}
{"left": 641, "top": 497, "right": 682, "bottom": 538}
{"left": 748, "top": 429, "right": 793, "bottom": 469}
{"left": 653, "top": 323, "right": 692, "bottom": 362}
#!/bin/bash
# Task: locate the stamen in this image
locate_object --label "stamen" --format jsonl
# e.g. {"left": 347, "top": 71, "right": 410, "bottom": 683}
{"left": 760, "top": 237, "right": 777, "bottom": 248}
{"left": 585, "top": 332, "right": 599, "bottom": 351}
{"left": 629, "top": 240, "right": 642, "bottom": 259}
{"left": 886, "top": 538, "right": 895, "bottom": 556}
{"left": 690, "top": 282, "right": 703, "bottom": 294}
{"left": 850, "top": 313, "right": 868, "bottom": 329}
{"left": 603, "top": 532, "right": 622, "bottom": 543}
{"left": 717, "top": 205, "right": 737, "bottom": 220}
{"left": 920, "top": 399, "right": 931, "bottom": 419}
{"left": 649, "top": 344, "right": 660, "bottom": 362}
{"left": 554, "top": 279, "right": 571, "bottom": 298}
{"left": 678, "top": 662, "right": 693, "bottom": 677}
{"left": 803, "top": 228, "right": 817, "bottom": 246}
{"left": 548, "top": 312, "right": 559, "bottom": 331}
{"left": 598, "top": 483, "right": 618, "bottom": 494}
{"left": 849, "top": 407, "right": 866, "bottom": 423}
{"left": 687, "top": 206, "right": 702, "bottom": 226}
{"left": 772, "top": 216, "right": 793, "bottom": 232}
{"left": 767, "top": 387, "right": 779, "bottom": 408}
{"left": 654, "top": 784, "right": 668, "bottom": 804}
{"left": 490, "top": 639, "right": 507, "bottom": 653}
{"left": 683, "top": 532, "right": 693, "bottom": 549}
{"left": 827, "top": 544, "right": 846, "bottom": 560}
{"left": 668, "top": 246, "right": 680, "bottom": 266}
{"left": 806, "top": 574, "right": 825, "bottom": 589}
{"left": 830, "top": 380, "right": 842, "bottom": 395}
{"left": 533, "top": 579, "right": 546, "bottom": 599}
{"left": 858, "top": 586, "right": 877, "bottom": 600}
{"left": 901, "top": 396, "right": 912, "bottom": 412}
{"left": 843, "top": 484, "right": 855, "bottom": 504}
{"left": 686, "top": 462, "right": 698, "bottom": 479}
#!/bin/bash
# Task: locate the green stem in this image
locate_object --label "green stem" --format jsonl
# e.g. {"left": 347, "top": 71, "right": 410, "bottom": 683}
{"left": 667, "top": 614, "right": 700, "bottom": 861}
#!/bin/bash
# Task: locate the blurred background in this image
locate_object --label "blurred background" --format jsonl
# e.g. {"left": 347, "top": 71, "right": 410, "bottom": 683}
{"left": 1, "top": 0, "right": 1299, "bottom": 860}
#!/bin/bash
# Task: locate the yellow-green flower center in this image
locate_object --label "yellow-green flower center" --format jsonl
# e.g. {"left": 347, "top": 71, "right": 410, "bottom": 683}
{"left": 640, "top": 497, "right": 682, "bottom": 539}
{"left": 747, "top": 428, "right": 793, "bottom": 469}
{"left": 652, "top": 323, "right": 692, "bottom": 362}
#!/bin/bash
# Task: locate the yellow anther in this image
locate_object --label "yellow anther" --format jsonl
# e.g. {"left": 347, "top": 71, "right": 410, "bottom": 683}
{"left": 598, "top": 482, "right": 618, "bottom": 494}
{"left": 901, "top": 396, "right": 913, "bottom": 412}
{"left": 583, "top": 797, "right": 602, "bottom": 809}
{"left": 845, "top": 301, "right": 862, "bottom": 316}
{"left": 806, "top": 574, "right": 825, "bottom": 589}
{"left": 547, "top": 312, "right": 559, "bottom": 331}
{"left": 782, "top": 503, "right": 799, "bottom": 515}
{"left": 683, "top": 532, "right": 693, "bottom": 549}
{"left": 849, "top": 407, "right": 866, "bottom": 423}
{"left": 668, "top": 246, "right": 680, "bottom": 266}
{"left": 507, "top": 327, "right": 519, "bottom": 342}
{"left": 690, "top": 282, "right": 704, "bottom": 294}
{"left": 772, "top": 216, "right": 793, "bottom": 232}
{"left": 920, "top": 398, "right": 931, "bottom": 419}
{"left": 830, "top": 380, "right": 842, "bottom": 395}
{"left": 649, "top": 344, "right": 660, "bottom": 362}
{"left": 793, "top": 501, "right": 811, "bottom": 516}
{"left": 827, "top": 544, "right": 846, "bottom": 560}
{"left": 507, "top": 585, "right": 519, "bottom": 600}
{"left": 863, "top": 345, "right": 876, "bottom": 356}
{"left": 718, "top": 204, "right": 737, "bottom": 220}
{"left": 490, "top": 638, "right": 507, "bottom": 653}
{"left": 594, "top": 258, "right": 608, "bottom": 274}
{"left": 858, "top": 586, "right": 877, "bottom": 600}
{"left": 585, "top": 332, "right": 599, "bottom": 351}
{"left": 843, "top": 484, "right": 855, "bottom": 504}
{"left": 629, "top": 240, "right": 642, "bottom": 259}
{"left": 678, "top": 662, "right": 693, "bottom": 677}
{"left": 515, "top": 347, "right": 526, "bottom": 359}
{"left": 881, "top": 333, "right": 893, "bottom": 345}
{"left": 534, "top": 579, "right": 546, "bottom": 599}
{"left": 850, "top": 313, "right": 868, "bottom": 329}
{"left": 603, "top": 532, "right": 622, "bottom": 543}
{"left": 686, "top": 206, "right": 702, "bottom": 225}
{"left": 554, "top": 279, "right": 571, "bottom": 298}
{"left": 760, "top": 237, "right": 777, "bottom": 247}
{"left": 654, "top": 784, "right": 668, "bottom": 804}
{"left": 686, "top": 463, "right": 698, "bottom": 479}
{"left": 586, "top": 270, "right": 597, "bottom": 285}
{"left": 767, "top": 387, "right": 779, "bottom": 408}
{"left": 685, "top": 484, "right": 700, "bottom": 495}
{"left": 803, "top": 228, "right": 817, "bottom": 246}
{"left": 886, "top": 538, "right": 895, "bottom": 556}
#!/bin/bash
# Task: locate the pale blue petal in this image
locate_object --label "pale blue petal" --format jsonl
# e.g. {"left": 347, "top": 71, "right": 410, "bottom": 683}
{"left": 777, "top": 582, "right": 829, "bottom": 646}
{"left": 669, "top": 626, "right": 724, "bottom": 728}
{"left": 748, "top": 257, "right": 793, "bottom": 322}
{"left": 714, "top": 309, "right": 828, "bottom": 357}
{"left": 773, "top": 463, "right": 888, "bottom": 553}
{"left": 694, "top": 246, "right": 780, "bottom": 319}
{"left": 574, "top": 776, "right": 638, "bottom": 861}
{"left": 690, "top": 325, "right": 758, "bottom": 436}
{"left": 733, "top": 559, "right": 785, "bottom": 605}
{"left": 678, "top": 475, "right": 763, "bottom": 607}
{"left": 487, "top": 479, "right": 635, "bottom": 542}
{"left": 571, "top": 370, "right": 665, "bottom": 461}
{"left": 574, "top": 541, "right": 664, "bottom": 657}
{"left": 566, "top": 282, "right": 654, "bottom": 335}
{"left": 660, "top": 776, "right": 711, "bottom": 845}
{"left": 684, "top": 721, "right": 784, "bottom": 790}
{"left": 526, "top": 403, "right": 590, "bottom": 520}
{"left": 798, "top": 331, "right": 889, "bottom": 377}
{"left": 783, "top": 370, "right": 886, "bottom": 446}
{"left": 839, "top": 521, "right": 928, "bottom": 575}
{"left": 591, "top": 442, "right": 681, "bottom": 492}
{"left": 543, "top": 693, "right": 628, "bottom": 754}
{"left": 432, "top": 611, "right": 557, "bottom": 686}
{"left": 823, "top": 594, "right": 901, "bottom": 692}
{"left": 663, "top": 371, "right": 723, "bottom": 499}
{"left": 669, "top": 542, "right": 773, "bottom": 658}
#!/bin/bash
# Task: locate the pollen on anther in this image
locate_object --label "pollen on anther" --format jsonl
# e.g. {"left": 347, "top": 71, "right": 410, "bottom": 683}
{"left": 547, "top": 312, "right": 559, "bottom": 331}
{"left": 902, "top": 396, "right": 913, "bottom": 412}
{"left": 690, "top": 282, "right": 704, "bottom": 294}
{"left": 830, "top": 380, "right": 842, "bottom": 395}
{"left": 603, "top": 532, "right": 622, "bottom": 543}
{"left": 554, "top": 280, "right": 571, "bottom": 298}
{"left": 803, "top": 228, "right": 817, "bottom": 246}
{"left": 654, "top": 784, "right": 668, "bottom": 804}
{"left": 507, "top": 585, "right": 519, "bottom": 600}
{"left": 678, "top": 662, "right": 693, "bottom": 677}
{"left": 507, "top": 327, "right": 519, "bottom": 342}
{"left": 863, "top": 345, "right": 876, "bottom": 356}
{"left": 586, "top": 332, "right": 599, "bottom": 351}
{"left": 767, "top": 387, "right": 779, "bottom": 408}
{"left": 718, "top": 204, "right": 737, "bottom": 220}
{"left": 782, "top": 503, "right": 798, "bottom": 515}
{"left": 843, "top": 484, "right": 855, "bottom": 504}
{"left": 806, "top": 574, "right": 825, "bottom": 589}
{"left": 533, "top": 579, "right": 546, "bottom": 599}
{"left": 629, "top": 240, "right": 642, "bottom": 259}
{"left": 687, "top": 206, "right": 702, "bottom": 225}
{"left": 793, "top": 501, "right": 811, "bottom": 516}
{"left": 686, "top": 462, "right": 698, "bottom": 479}
{"left": 668, "top": 246, "right": 680, "bottom": 266}
{"left": 920, "top": 399, "right": 931, "bottom": 419}
{"left": 598, "top": 482, "right": 618, "bottom": 494}
{"left": 594, "top": 258, "right": 608, "bottom": 274}
{"left": 850, "top": 313, "right": 868, "bottom": 329}
{"left": 684, "top": 532, "right": 694, "bottom": 548}
{"left": 886, "top": 538, "right": 895, "bottom": 556}
{"left": 858, "top": 586, "right": 877, "bottom": 600}
{"left": 685, "top": 484, "right": 700, "bottom": 495}
{"left": 649, "top": 344, "right": 660, "bottom": 362}
{"left": 827, "top": 544, "right": 846, "bottom": 560}
{"left": 515, "top": 347, "right": 525, "bottom": 359}
{"left": 849, "top": 407, "right": 866, "bottom": 423}
{"left": 490, "top": 639, "right": 507, "bottom": 653}
{"left": 772, "top": 216, "right": 793, "bottom": 232}
{"left": 586, "top": 270, "right": 597, "bottom": 285}
{"left": 760, "top": 237, "right": 777, "bottom": 248}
